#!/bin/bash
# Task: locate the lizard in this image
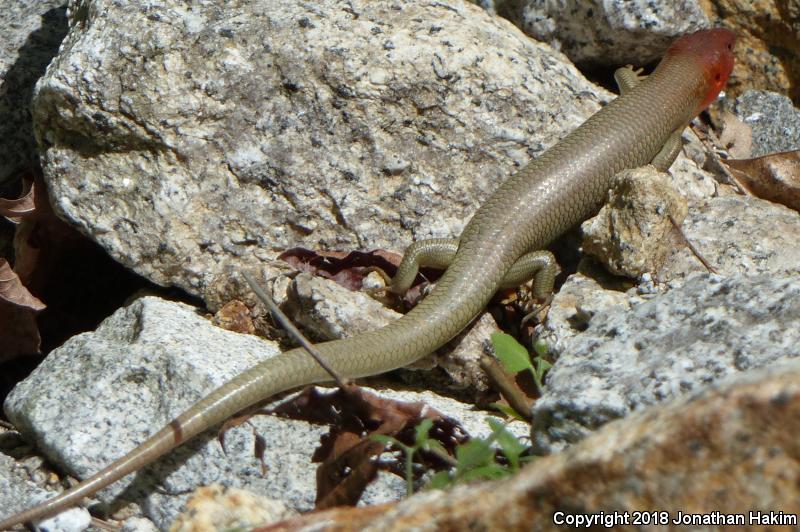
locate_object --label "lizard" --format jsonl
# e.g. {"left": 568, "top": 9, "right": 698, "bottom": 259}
{"left": 0, "top": 27, "right": 735, "bottom": 529}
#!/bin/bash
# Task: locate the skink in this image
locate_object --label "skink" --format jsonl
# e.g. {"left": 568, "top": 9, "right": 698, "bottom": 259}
{"left": 0, "top": 28, "right": 735, "bottom": 529}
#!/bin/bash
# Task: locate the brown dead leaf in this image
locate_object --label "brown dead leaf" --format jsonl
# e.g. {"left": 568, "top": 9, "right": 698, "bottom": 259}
{"left": 0, "top": 259, "right": 45, "bottom": 311}
{"left": 0, "top": 179, "right": 35, "bottom": 223}
{"left": 279, "top": 247, "right": 445, "bottom": 306}
{"left": 1, "top": 172, "right": 81, "bottom": 359}
{"left": 267, "top": 386, "right": 468, "bottom": 509}
{"left": 724, "top": 150, "right": 800, "bottom": 212}
{"left": 279, "top": 248, "right": 403, "bottom": 291}
{"left": 315, "top": 434, "right": 385, "bottom": 509}
{"left": 0, "top": 259, "right": 44, "bottom": 360}
{"left": 12, "top": 173, "right": 84, "bottom": 288}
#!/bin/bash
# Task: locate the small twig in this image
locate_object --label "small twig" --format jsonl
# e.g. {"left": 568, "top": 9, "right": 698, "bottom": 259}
{"left": 691, "top": 121, "right": 749, "bottom": 195}
{"left": 715, "top": 155, "right": 750, "bottom": 195}
{"left": 479, "top": 353, "right": 534, "bottom": 422}
{"left": 668, "top": 214, "right": 718, "bottom": 274}
{"left": 243, "top": 271, "right": 350, "bottom": 388}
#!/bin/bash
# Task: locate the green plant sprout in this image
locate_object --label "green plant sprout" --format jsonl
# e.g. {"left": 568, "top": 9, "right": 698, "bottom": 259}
{"left": 373, "top": 416, "right": 534, "bottom": 495}
{"left": 427, "top": 417, "right": 533, "bottom": 489}
{"left": 491, "top": 332, "right": 551, "bottom": 392}
{"left": 371, "top": 418, "right": 448, "bottom": 496}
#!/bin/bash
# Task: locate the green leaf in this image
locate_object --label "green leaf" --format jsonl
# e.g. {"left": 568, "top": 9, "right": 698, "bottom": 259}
{"left": 454, "top": 439, "right": 494, "bottom": 474}
{"left": 486, "top": 418, "right": 528, "bottom": 471}
{"left": 427, "top": 471, "right": 453, "bottom": 490}
{"left": 459, "top": 463, "right": 508, "bottom": 482}
{"left": 531, "top": 357, "right": 552, "bottom": 390}
{"left": 414, "top": 418, "right": 434, "bottom": 446}
{"left": 535, "top": 358, "right": 552, "bottom": 373}
{"left": 370, "top": 434, "right": 398, "bottom": 446}
{"left": 491, "top": 332, "right": 533, "bottom": 373}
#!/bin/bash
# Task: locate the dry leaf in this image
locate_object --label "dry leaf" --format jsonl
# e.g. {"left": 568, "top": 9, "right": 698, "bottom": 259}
{"left": 279, "top": 247, "right": 444, "bottom": 305}
{"left": 279, "top": 248, "right": 403, "bottom": 291}
{"left": 12, "top": 173, "right": 85, "bottom": 288}
{"left": 268, "top": 386, "right": 468, "bottom": 509}
{"left": 0, "top": 259, "right": 45, "bottom": 311}
{"left": 724, "top": 150, "right": 800, "bottom": 212}
{"left": 0, "top": 258, "right": 44, "bottom": 360}
{"left": 315, "top": 430, "right": 384, "bottom": 508}
{"left": 0, "top": 179, "right": 36, "bottom": 224}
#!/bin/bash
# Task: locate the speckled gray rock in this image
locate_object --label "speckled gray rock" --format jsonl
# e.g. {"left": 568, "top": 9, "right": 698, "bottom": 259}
{"left": 505, "top": 0, "right": 710, "bottom": 65}
{"left": 661, "top": 129, "right": 720, "bottom": 202}
{"left": 3, "top": 295, "right": 526, "bottom": 527}
{"left": 4, "top": 296, "right": 320, "bottom": 529}
{"left": 538, "top": 190, "right": 800, "bottom": 356}
{"left": 723, "top": 90, "right": 800, "bottom": 157}
{"left": 470, "top": 0, "right": 497, "bottom": 12}
{"left": 532, "top": 273, "right": 800, "bottom": 454}
{"left": 0, "top": 0, "right": 68, "bottom": 184}
{"left": 0, "top": 452, "right": 90, "bottom": 532}
{"left": 286, "top": 273, "right": 401, "bottom": 345}
{"left": 662, "top": 194, "right": 800, "bottom": 282}
{"left": 32, "top": 0, "right": 613, "bottom": 303}
{"left": 534, "top": 268, "right": 632, "bottom": 356}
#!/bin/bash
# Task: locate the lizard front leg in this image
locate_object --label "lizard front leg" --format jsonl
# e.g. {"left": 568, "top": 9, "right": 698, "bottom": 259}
{"left": 614, "top": 66, "right": 684, "bottom": 171}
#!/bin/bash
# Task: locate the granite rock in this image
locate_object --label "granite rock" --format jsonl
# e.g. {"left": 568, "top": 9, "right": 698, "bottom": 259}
{"left": 532, "top": 273, "right": 800, "bottom": 454}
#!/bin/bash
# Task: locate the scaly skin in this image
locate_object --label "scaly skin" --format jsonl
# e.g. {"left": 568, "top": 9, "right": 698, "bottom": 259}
{"left": 0, "top": 28, "right": 735, "bottom": 529}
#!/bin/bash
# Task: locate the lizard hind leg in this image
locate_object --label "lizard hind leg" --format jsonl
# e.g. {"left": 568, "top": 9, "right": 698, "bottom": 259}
{"left": 389, "top": 241, "right": 557, "bottom": 301}
{"left": 500, "top": 250, "right": 558, "bottom": 326}
{"left": 389, "top": 238, "right": 459, "bottom": 295}
{"left": 498, "top": 250, "right": 557, "bottom": 301}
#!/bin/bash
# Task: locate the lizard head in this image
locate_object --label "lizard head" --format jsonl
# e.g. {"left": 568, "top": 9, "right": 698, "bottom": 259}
{"left": 666, "top": 28, "right": 736, "bottom": 113}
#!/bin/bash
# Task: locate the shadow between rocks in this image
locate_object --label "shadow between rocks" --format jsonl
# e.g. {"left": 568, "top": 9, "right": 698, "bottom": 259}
{"left": 0, "top": 4, "right": 69, "bottom": 184}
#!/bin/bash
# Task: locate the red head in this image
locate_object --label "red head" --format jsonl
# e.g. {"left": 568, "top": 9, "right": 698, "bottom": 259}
{"left": 666, "top": 28, "right": 736, "bottom": 112}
